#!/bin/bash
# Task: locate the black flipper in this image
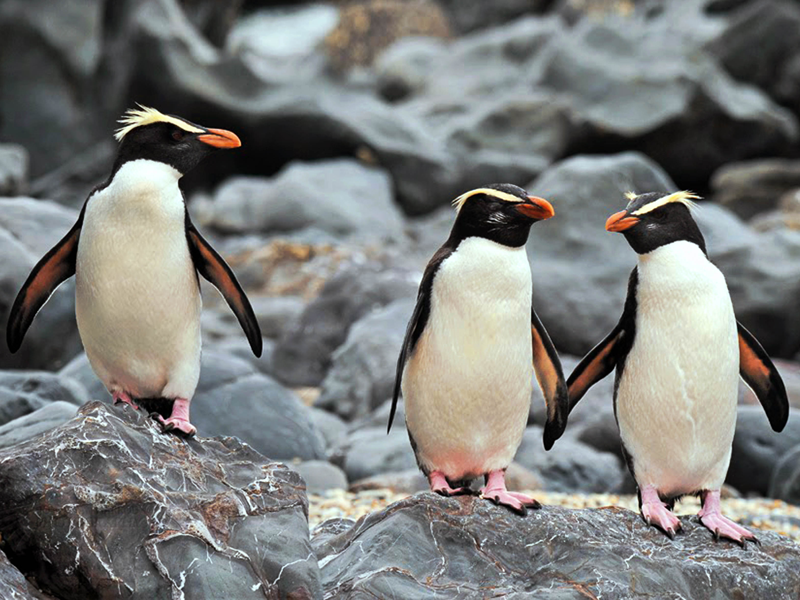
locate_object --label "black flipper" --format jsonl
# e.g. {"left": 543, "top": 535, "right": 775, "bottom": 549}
{"left": 566, "top": 268, "right": 639, "bottom": 414}
{"left": 185, "top": 218, "right": 262, "bottom": 357}
{"left": 388, "top": 244, "right": 454, "bottom": 433}
{"left": 737, "top": 322, "right": 789, "bottom": 432}
{"left": 531, "top": 307, "right": 569, "bottom": 450}
{"left": 6, "top": 208, "right": 85, "bottom": 352}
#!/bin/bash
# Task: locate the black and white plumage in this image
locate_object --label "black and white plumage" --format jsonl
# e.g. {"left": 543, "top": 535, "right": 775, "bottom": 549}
{"left": 389, "top": 184, "right": 568, "bottom": 514}
{"left": 6, "top": 106, "right": 261, "bottom": 436}
{"left": 567, "top": 191, "right": 788, "bottom": 544}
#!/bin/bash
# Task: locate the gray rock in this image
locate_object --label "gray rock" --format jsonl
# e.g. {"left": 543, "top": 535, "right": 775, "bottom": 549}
{"left": 317, "top": 299, "right": 414, "bottom": 421}
{"left": 294, "top": 460, "right": 348, "bottom": 493}
{"left": 273, "top": 262, "right": 418, "bottom": 387}
{"left": 251, "top": 295, "right": 306, "bottom": 340}
{"left": 728, "top": 405, "right": 800, "bottom": 496}
{"left": 0, "top": 401, "right": 321, "bottom": 599}
{"left": 333, "top": 427, "right": 418, "bottom": 483}
{"left": 516, "top": 427, "right": 626, "bottom": 493}
{"left": 57, "top": 350, "right": 327, "bottom": 462}
{"left": 375, "top": 37, "right": 447, "bottom": 102}
{"left": 58, "top": 354, "right": 108, "bottom": 401}
{"left": 210, "top": 159, "right": 404, "bottom": 241}
{"left": 0, "top": 401, "right": 78, "bottom": 450}
{"left": 438, "top": 0, "right": 550, "bottom": 33}
{"left": 316, "top": 493, "right": 800, "bottom": 599}
{"left": 351, "top": 398, "right": 405, "bottom": 433}
{"left": 711, "top": 158, "right": 800, "bottom": 221}
{"left": 769, "top": 443, "right": 800, "bottom": 504}
{"left": 309, "top": 407, "right": 349, "bottom": 454}
{"left": 0, "top": 198, "right": 83, "bottom": 370}
{"left": 535, "top": 17, "right": 798, "bottom": 187}
{"left": 350, "top": 468, "right": 430, "bottom": 494}
{"left": 0, "top": 371, "right": 87, "bottom": 427}
{"left": 0, "top": 547, "right": 54, "bottom": 600}
{"left": 0, "top": 144, "right": 28, "bottom": 196}
{"left": 705, "top": 0, "right": 800, "bottom": 109}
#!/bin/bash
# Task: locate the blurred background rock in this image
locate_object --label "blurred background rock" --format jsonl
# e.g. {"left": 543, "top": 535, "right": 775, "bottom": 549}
{"left": 1, "top": 0, "right": 800, "bottom": 520}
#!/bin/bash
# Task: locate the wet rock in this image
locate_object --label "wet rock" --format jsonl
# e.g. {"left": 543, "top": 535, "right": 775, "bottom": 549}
{"left": 209, "top": 159, "right": 404, "bottom": 241}
{"left": 0, "top": 547, "right": 54, "bottom": 600}
{"left": 57, "top": 350, "right": 327, "bottom": 462}
{"left": 516, "top": 426, "right": 626, "bottom": 494}
{"left": 273, "top": 262, "right": 418, "bottom": 387}
{"left": 0, "top": 401, "right": 321, "bottom": 599}
{"left": 316, "top": 493, "right": 800, "bottom": 599}
{"left": 317, "top": 299, "right": 414, "bottom": 421}
{"left": 728, "top": 405, "right": 800, "bottom": 496}
{"left": 0, "top": 144, "right": 28, "bottom": 196}
{"left": 0, "top": 371, "right": 87, "bottom": 426}
{"left": 294, "top": 460, "right": 348, "bottom": 493}
{"left": 0, "top": 401, "right": 78, "bottom": 450}
{"left": 711, "top": 158, "right": 800, "bottom": 221}
{"left": 0, "top": 198, "right": 83, "bottom": 370}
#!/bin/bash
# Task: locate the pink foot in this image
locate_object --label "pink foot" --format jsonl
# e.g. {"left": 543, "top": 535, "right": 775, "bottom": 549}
{"left": 699, "top": 490, "right": 757, "bottom": 546}
{"left": 112, "top": 390, "right": 139, "bottom": 411}
{"left": 429, "top": 471, "right": 470, "bottom": 496}
{"left": 480, "top": 470, "right": 541, "bottom": 516}
{"left": 640, "top": 486, "right": 681, "bottom": 539}
{"left": 154, "top": 398, "right": 197, "bottom": 437}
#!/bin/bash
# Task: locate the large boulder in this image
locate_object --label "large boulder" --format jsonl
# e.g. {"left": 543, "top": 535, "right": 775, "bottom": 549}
{"left": 0, "top": 401, "right": 321, "bottom": 599}
{"left": 208, "top": 159, "right": 404, "bottom": 242}
{"left": 0, "top": 547, "right": 54, "bottom": 600}
{"left": 316, "top": 299, "right": 414, "bottom": 421}
{"left": 273, "top": 262, "right": 418, "bottom": 387}
{"left": 533, "top": 17, "right": 798, "bottom": 187}
{"left": 0, "top": 370, "right": 87, "bottom": 426}
{"left": 316, "top": 493, "right": 800, "bottom": 598}
{"left": 728, "top": 405, "right": 800, "bottom": 496}
{"left": 710, "top": 158, "right": 800, "bottom": 221}
{"left": 0, "top": 198, "right": 83, "bottom": 370}
{"left": 0, "top": 401, "right": 78, "bottom": 450}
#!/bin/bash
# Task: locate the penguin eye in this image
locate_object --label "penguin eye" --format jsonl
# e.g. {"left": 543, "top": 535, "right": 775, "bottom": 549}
{"left": 171, "top": 129, "right": 185, "bottom": 142}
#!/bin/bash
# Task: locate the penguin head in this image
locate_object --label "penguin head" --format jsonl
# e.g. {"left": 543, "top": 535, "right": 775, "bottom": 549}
{"left": 112, "top": 105, "right": 241, "bottom": 176}
{"left": 451, "top": 184, "right": 555, "bottom": 247}
{"left": 605, "top": 191, "right": 706, "bottom": 254}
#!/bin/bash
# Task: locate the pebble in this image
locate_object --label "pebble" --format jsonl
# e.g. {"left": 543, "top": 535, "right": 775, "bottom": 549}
{"left": 309, "top": 489, "right": 800, "bottom": 542}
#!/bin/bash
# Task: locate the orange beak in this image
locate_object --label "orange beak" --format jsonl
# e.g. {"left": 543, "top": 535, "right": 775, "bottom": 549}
{"left": 515, "top": 195, "right": 555, "bottom": 221}
{"left": 605, "top": 210, "right": 640, "bottom": 232}
{"left": 197, "top": 128, "right": 241, "bottom": 149}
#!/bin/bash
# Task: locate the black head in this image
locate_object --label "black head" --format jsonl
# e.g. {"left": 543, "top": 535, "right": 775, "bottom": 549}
{"left": 605, "top": 191, "right": 706, "bottom": 255}
{"left": 450, "top": 183, "right": 555, "bottom": 247}
{"left": 111, "top": 106, "right": 240, "bottom": 176}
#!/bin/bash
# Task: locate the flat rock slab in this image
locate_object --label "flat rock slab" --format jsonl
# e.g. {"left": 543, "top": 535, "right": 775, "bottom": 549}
{"left": 0, "top": 401, "right": 321, "bottom": 600}
{"left": 316, "top": 493, "right": 800, "bottom": 599}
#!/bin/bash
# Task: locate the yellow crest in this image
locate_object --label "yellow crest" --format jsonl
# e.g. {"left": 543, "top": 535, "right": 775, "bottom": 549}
{"left": 114, "top": 105, "right": 204, "bottom": 141}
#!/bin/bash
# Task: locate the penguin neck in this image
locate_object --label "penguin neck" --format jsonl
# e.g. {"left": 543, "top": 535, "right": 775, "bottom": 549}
{"left": 636, "top": 240, "right": 715, "bottom": 285}
{"left": 92, "top": 159, "right": 185, "bottom": 222}
{"left": 449, "top": 217, "right": 532, "bottom": 248}
{"left": 106, "top": 159, "right": 182, "bottom": 197}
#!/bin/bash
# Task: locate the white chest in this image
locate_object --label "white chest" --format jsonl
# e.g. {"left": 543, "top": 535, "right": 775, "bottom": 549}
{"left": 617, "top": 241, "right": 739, "bottom": 493}
{"left": 402, "top": 237, "right": 534, "bottom": 477}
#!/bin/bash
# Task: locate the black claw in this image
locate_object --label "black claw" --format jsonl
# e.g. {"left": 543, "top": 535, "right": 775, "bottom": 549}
{"left": 713, "top": 528, "right": 721, "bottom": 543}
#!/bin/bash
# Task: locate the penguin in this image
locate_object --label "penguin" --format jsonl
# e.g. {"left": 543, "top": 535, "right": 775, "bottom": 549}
{"left": 389, "top": 184, "right": 569, "bottom": 514}
{"left": 6, "top": 105, "right": 262, "bottom": 437}
{"left": 566, "top": 191, "right": 788, "bottom": 544}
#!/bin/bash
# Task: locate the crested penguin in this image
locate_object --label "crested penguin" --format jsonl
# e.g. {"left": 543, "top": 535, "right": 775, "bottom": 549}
{"left": 7, "top": 106, "right": 262, "bottom": 436}
{"left": 389, "top": 184, "right": 569, "bottom": 514}
{"left": 566, "top": 191, "right": 788, "bottom": 544}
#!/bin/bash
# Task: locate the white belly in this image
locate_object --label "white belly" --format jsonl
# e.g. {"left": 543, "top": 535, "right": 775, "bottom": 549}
{"left": 617, "top": 241, "right": 738, "bottom": 496}
{"left": 75, "top": 160, "right": 202, "bottom": 399}
{"left": 402, "top": 237, "right": 533, "bottom": 480}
